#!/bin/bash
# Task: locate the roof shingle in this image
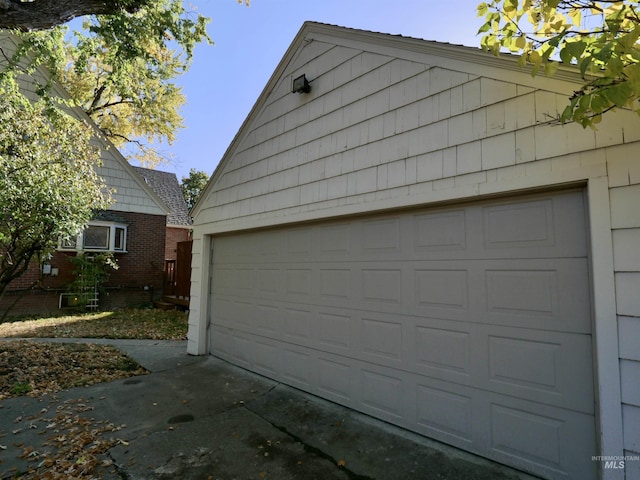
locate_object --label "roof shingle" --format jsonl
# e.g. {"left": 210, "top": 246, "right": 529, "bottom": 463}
{"left": 133, "top": 167, "right": 192, "bottom": 226}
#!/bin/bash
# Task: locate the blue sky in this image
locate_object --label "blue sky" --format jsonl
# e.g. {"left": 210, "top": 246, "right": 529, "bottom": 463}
{"left": 159, "top": 0, "right": 485, "bottom": 181}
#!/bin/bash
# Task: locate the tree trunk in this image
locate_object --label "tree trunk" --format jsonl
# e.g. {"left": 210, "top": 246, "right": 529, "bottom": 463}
{"left": 0, "top": 0, "right": 150, "bottom": 30}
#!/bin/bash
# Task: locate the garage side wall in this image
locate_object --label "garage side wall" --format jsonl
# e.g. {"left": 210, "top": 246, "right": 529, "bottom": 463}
{"left": 189, "top": 32, "right": 640, "bottom": 473}
{"left": 608, "top": 151, "right": 640, "bottom": 474}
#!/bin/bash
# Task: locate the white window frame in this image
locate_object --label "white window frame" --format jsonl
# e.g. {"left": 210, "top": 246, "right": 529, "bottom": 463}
{"left": 59, "top": 221, "right": 128, "bottom": 253}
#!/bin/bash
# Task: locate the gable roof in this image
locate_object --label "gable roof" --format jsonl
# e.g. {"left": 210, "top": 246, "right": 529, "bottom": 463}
{"left": 192, "top": 21, "right": 588, "bottom": 216}
{"left": 133, "top": 167, "right": 192, "bottom": 226}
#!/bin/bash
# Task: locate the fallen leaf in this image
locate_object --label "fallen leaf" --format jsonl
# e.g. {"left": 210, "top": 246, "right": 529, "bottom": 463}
{"left": 0, "top": 341, "right": 148, "bottom": 401}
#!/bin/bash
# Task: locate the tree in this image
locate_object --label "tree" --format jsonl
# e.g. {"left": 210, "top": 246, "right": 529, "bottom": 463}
{"left": 180, "top": 168, "right": 210, "bottom": 210}
{"left": 477, "top": 1, "right": 640, "bottom": 127}
{"left": 0, "top": 81, "right": 111, "bottom": 304}
{"left": 5, "top": 0, "right": 214, "bottom": 166}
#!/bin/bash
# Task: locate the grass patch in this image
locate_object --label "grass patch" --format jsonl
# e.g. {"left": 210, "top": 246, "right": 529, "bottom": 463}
{"left": 0, "top": 308, "right": 188, "bottom": 340}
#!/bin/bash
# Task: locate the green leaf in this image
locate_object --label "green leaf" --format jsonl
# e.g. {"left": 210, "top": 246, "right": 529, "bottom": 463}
{"left": 544, "top": 61, "right": 559, "bottom": 76}
{"left": 579, "top": 56, "right": 592, "bottom": 78}
{"left": 560, "top": 40, "right": 586, "bottom": 64}
{"left": 603, "top": 83, "right": 632, "bottom": 107}
{"left": 560, "top": 104, "right": 574, "bottom": 123}
{"left": 590, "top": 93, "right": 610, "bottom": 113}
{"left": 477, "top": 2, "right": 489, "bottom": 16}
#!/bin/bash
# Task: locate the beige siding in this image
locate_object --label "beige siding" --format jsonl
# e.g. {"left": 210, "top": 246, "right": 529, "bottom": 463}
{"left": 95, "top": 154, "right": 167, "bottom": 215}
{"left": 609, "top": 154, "right": 640, "bottom": 464}
{"left": 190, "top": 24, "right": 640, "bottom": 477}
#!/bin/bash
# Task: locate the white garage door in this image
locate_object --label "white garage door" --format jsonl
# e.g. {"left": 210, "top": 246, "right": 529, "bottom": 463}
{"left": 209, "top": 190, "right": 596, "bottom": 479}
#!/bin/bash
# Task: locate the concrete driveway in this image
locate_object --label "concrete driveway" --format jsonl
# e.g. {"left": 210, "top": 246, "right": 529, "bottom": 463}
{"left": 0, "top": 339, "right": 540, "bottom": 479}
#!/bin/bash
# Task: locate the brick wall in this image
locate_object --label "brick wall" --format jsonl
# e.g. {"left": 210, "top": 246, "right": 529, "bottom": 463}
{"left": 165, "top": 226, "right": 191, "bottom": 261}
{"left": 109, "top": 211, "right": 166, "bottom": 289}
{"left": 1, "top": 210, "right": 166, "bottom": 315}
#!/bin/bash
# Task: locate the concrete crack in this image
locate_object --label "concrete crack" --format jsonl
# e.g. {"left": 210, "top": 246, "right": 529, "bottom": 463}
{"left": 107, "top": 452, "right": 131, "bottom": 480}
{"left": 244, "top": 396, "right": 374, "bottom": 480}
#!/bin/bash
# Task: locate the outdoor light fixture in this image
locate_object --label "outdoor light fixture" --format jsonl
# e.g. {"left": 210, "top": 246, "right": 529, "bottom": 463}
{"left": 292, "top": 74, "right": 311, "bottom": 94}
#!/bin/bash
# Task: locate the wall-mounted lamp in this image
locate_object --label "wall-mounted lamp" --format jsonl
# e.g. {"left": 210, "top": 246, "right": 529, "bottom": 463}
{"left": 292, "top": 74, "right": 311, "bottom": 94}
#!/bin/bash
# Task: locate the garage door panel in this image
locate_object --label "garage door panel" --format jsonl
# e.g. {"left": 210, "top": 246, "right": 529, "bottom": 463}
{"left": 285, "top": 267, "right": 314, "bottom": 298}
{"left": 361, "top": 217, "right": 402, "bottom": 251}
{"left": 484, "top": 396, "right": 597, "bottom": 479}
{"left": 414, "top": 322, "right": 471, "bottom": 379}
{"left": 253, "top": 340, "right": 282, "bottom": 377}
{"left": 318, "top": 223, "right": 351, "bottom": 254}
{"left": 413, "top": 210, "right": 467, "bottom": 252}
{"left": 411, "top": 264, "right": 473, "bottom": 322}
{"left": 483, "top": 198, "right": 556, "bottom": 249}
{"left": 317, "top": 310, "right": 353, "bottom": 351}
{"left": 485, "top": 269, "right": 559, "bottom": 316}
{"left": 213, "top": 329, "right": 253, "bottom": 369}
{"left": 255, "top": 304, "right": 281, "bottom": 333}
{"left": 416, "top": 383, "right": 474, "bottom": 444}
{"left": 414, "top": 269, "right": 469, "bottom": 310}
{"left": 480, "top": 194, "right": 588, "bottom": 258}
{"left": 480, "top": 259, "right": 591, "bottom": 333}
{"left": 361, "top": 368, "right": 405, "bottom": 419}
{"left": 282, "top": 307, "right": 313, "bottom": 341}
{"left": 210, "top": 326, "right": 233, "bottom": 360}
{"left": 209, "top": 190, "right": 596, "bottom": 480}
{"left": 361, "top": 268, "right": 404, "bottom": 305}
{"left": 319, "top": 268, "right": 352, "bottom": 300}
{"left": 317, "top": 356, "right": 353, "bottom": 403}
{"left": 259, "top": 229, "right": 282, "bottom": 255}
{"left": 484, "top": 327, "right": 594, "bottom": 413}
{"left": 257, "top": 267, "right": 282, "bottom": 294}
{"left": 359, "top": 316, "right": 404, "bottom": 362}
{"left": 282, "top": 347, "right": 315, "bottom": 389}
{"left": 285, "top": 227, "right": 313, "bottom": 255}
{"left": 214, "top": 299, "right": 255, "bottom": 327}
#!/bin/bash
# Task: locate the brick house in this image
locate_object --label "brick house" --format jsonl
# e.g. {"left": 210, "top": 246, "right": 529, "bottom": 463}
{"left": 1, "top": 159, "right": 170, "bottom": 315}
{"left": 0, "top": 33, "right": 170, "bottom": 315}
{"left": 188, "top": 23, "right": 640, "bottom": 480}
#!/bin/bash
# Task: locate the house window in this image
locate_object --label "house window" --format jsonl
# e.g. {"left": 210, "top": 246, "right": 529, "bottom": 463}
{"left": 60, "top": 222, "right": 127, "bottom": 252}
{"left": 84, "top": 225, "right": 110, "bottom": 250}
{"left": 114, "top": 227, "right": 126, "bottom": 251}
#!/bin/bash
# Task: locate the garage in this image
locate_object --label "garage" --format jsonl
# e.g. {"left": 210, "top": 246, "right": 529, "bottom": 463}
{"left": 189, "top": 22, "right": 640, "bottom": 480}
{"left": 208, "top": 189, "right": 596, "bottom": 479}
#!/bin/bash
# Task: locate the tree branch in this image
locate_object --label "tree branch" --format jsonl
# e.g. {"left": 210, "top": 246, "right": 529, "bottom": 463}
{"left": 0, "top": 0, "right": 153, "bottom": 31}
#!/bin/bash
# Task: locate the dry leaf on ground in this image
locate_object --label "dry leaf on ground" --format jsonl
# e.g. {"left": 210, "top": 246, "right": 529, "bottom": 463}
{"left": 0, "top": 340, "right": 147, "bottom": 401}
